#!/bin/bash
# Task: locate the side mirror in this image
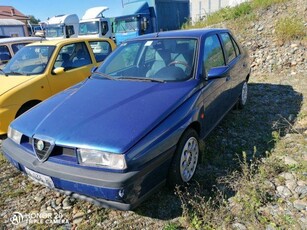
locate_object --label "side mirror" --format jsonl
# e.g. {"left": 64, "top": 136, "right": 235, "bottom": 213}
{"left": 141, "top": 17, "right": 148, "bottom": 32}
{"left": 101, "top": 23, "right": 108, "bottom": 36}
{"left": 53, "top": 67, "right": 65, "bottom": 75}
{"left": 65, "top": 26, "right": 69, "bottom": 38}
{"left": 207, "top": 66, "right": 228, "bottom": 80}
{"left": 91, "top": 66, "right": 98, "bottom": 74}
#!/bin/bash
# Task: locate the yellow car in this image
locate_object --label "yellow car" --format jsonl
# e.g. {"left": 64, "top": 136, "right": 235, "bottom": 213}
{"left": 0, "top": 37, "right": 116, "bottom": 135}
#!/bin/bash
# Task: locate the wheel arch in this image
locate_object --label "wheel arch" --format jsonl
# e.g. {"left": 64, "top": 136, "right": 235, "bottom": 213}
{"left": 186, "top": 121, "right": 201, "bottom": 136}
{"left": 16, "top": 100, "right": 41, "bottom": 118}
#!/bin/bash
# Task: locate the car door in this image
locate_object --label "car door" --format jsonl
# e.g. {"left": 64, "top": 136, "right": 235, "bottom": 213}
{"left": 47, "top": 41, "right": 95, "bottom": 95}
{"left": 219, "top": 32, "right": 243, "bottom": 106}
{"left": 0, "top": 45, "right": 11, "bottom": 66}
{"left": 199, "top": 33, "right": 231, "bottom": 136}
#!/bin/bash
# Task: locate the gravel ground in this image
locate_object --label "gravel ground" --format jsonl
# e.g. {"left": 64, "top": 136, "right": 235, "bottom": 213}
{"left": 0, "top": 0, "right": 306, "bottom": 229}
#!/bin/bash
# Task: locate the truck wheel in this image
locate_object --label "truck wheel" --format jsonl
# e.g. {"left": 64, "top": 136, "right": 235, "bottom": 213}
{"left": 168, "top": 128, "right": 199, "bottom": 188}
{"left": 238, "top": 81, "right": 248, "bottom": 109}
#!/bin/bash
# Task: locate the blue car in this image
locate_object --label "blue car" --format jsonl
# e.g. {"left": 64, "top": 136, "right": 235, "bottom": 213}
{"left": 2, "top": 29, "right": 250, "bottom": 210}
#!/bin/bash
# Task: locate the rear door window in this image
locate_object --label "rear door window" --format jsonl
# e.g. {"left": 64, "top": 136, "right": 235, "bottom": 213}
{"left": 220, "top": 33, "right": 237, "bottom": 63}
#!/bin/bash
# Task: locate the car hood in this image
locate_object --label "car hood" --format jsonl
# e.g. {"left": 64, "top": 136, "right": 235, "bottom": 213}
{"left": 13, "top": 78, "right": 198, "bottom": 153}
{"left": 0, "top": 76, "right": 34, "bottom": 96}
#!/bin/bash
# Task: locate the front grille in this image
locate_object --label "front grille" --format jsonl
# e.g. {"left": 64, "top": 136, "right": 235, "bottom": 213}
{"left": 23, "top": 135, "right": 76, "bottom": 162}
{"left": 52, "top": 146, "right": 75, "bottom": 157}
{"left": 33, "top": 139, "right": 51, "bottom": 160}
{"left": 32, "top": 137, "right": 54, "bottom": 162}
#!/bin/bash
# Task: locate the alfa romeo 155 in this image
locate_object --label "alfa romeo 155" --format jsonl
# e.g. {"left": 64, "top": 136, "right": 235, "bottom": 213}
{"left": 2, "top": 28, "right": 250, "bottom": 210}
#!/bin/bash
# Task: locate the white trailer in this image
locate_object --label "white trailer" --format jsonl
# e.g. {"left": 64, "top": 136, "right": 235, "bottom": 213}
{"left": 78, "top": 7, "right": 113, "bottom": 39}
{"left": 45, "top": 14, "right": 79, "bottom": 39}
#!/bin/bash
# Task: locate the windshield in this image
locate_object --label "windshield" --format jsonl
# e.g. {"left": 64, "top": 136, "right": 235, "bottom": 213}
{"left": 2, "top": 45, "right": 55, "bottom": 76}
{"left": 115, "top": 17, "right": 138, "bottom": 33}
{"left": 79, "top": 21, "right": 99, "bottom": 35}
{"left": 46, "top": 25, "right": 64, "bottom": 38}
{"left": 96, "top": 38, "right": 197, "bottom": 82}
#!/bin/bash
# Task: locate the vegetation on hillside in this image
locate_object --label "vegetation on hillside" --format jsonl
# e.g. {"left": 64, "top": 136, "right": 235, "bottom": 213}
{"left": 183, "top": 0, "right": 306, "bottom": 42}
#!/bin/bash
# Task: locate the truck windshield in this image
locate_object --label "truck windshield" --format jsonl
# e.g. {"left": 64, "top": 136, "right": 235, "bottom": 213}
{"left": 79, "top": 21, "right": 99, "bottom": 35}
{"left": 96, "top": 38, "right": 197, "bottom": 82}
{"left": 115, "top": 17, "right": 138, "bottom": 33}
{"left": 45, "top": 26, "right": 64, "bottom": 38}
{"left": 2, "top": 45, "right": 55, "bottom": 76}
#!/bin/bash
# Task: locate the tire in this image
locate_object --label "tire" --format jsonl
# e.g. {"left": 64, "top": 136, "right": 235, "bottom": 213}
{"left": 167, "top": 128, "right": 199, "bottom": 188}
{"left": 238, "top": 81, "right": 248, "bottom": 109}
{"left": 16, "top": 104, "right": 35, "bottom": 118}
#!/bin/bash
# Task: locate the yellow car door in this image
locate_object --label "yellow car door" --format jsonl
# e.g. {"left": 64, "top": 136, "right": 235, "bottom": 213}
{"left": 47, "top": 41, "right": 95, "bottom": 95}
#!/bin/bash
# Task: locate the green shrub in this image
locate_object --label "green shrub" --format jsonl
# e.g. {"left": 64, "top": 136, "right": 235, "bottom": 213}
{"left": 275, "top": 17, "right": 306, "bottom": 41}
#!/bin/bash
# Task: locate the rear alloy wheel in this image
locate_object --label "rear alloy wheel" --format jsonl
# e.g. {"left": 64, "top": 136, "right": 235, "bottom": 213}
{"left": 238, "top": 81, "right": 248, "bottom": 109}
{"left": 168, "top": 129, "right": 199, "bottom": 187}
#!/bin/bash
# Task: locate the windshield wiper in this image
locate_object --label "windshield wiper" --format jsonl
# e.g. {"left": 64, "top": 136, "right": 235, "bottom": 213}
{"left": 117, "top": 76, "right": 165, "bottom": 83}
{"left": 5, "top": 71, "right": 23, "bottom": 76}
{"left": 0, "top": 69, "right": 8, "bottom": 77}
{"left": 92, "top": 71, "right": 115, "bottom": 80}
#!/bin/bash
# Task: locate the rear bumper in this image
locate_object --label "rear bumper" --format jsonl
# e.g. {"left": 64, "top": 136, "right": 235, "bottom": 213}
{"left": 2, "top": 138, "right": 174, "bottom": 210}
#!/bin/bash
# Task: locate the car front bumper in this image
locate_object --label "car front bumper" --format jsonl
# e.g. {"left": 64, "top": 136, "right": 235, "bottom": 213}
{"left": 2, "top": 138, "right": 174, "bottom": 210}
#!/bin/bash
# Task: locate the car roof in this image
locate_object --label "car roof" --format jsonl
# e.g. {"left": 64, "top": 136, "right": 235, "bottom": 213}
{"left": 132, "top": 28, "right": 230, "bottom": 40}
{"left": 27, "top": 37, "right": 114, "bottom": 46}
{"left": 0, "top": 36, "right": 44, "bottom": 44}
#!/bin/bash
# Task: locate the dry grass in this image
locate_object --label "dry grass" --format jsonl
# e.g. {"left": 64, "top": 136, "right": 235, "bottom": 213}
{"left": 275, "top": 17, "right": 306, "bottom": 41}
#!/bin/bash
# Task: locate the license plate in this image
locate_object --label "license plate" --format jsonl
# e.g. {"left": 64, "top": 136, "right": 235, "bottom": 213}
{"left": 25, "top": 167, "right": 54, "bottom": 188}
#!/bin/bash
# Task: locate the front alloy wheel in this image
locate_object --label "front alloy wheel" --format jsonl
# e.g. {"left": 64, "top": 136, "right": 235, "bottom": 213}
{"left": 168, "top": 128, "right": 199, "bottom": 187}
{"left": 180, "top": 136, "right": 199, "bottom": 182}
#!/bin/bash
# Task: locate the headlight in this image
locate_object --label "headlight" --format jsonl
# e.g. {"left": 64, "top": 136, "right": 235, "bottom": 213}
{"left": 7, "top": 126, "right": 22, "bottom": 144}
{"left": 77, "top": 149, "right": 127, "bottom": 170}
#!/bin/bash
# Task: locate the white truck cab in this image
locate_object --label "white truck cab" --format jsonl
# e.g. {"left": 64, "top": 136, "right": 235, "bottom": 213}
{"left": 79, "top": 7, "right": 113, "bottom": 39}
{"left": 45, "top": 14, "right": 79, "bottom": 40}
